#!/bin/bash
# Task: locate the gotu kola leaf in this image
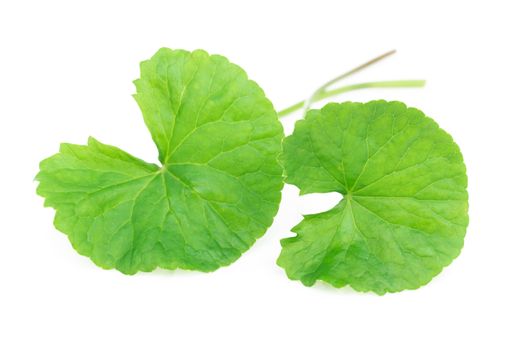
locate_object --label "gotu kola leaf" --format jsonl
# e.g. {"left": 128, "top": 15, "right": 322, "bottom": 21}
{"left": 278, "top": 100, "right": 468, "bottom": 294}
{"left": 36, "top": 48, "right": 284, "bottom": 274}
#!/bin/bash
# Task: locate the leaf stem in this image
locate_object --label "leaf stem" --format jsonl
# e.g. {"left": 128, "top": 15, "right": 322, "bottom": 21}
{"left": 277, "top": 80, "right": 426, "bottom": 118}
{"left": 301, "top": 50, "right": 397, "bottom": 115}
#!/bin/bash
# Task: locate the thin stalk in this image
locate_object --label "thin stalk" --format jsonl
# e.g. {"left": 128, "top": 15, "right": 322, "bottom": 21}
{"left": 301, "top": 50, "right": 397, "bottom": 114}
{"left": 277, "top": 80, "right": 426, "bottom": 118}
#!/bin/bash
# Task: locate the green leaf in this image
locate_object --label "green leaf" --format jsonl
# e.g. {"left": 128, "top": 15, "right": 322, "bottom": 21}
{"left": 278, "top": 101, "right": 468, "bottom": 294}
{"left": 36, "top": 48, "right": 284, "bottom": 274}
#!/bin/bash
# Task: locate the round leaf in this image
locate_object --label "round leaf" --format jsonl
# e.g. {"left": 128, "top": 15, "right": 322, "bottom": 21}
{"left": 37, "top": 49, "right": 284, "bottom": 274}
{"left": 278, "top": 101, "right": 468, "bottom": 294}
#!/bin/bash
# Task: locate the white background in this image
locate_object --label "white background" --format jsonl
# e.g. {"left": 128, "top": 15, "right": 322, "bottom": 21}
{"left": 1, "top": 1, "right": 518, "bottom": 349}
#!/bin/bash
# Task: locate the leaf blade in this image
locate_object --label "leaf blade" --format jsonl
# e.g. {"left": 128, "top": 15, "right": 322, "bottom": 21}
{"left": 37, "top": 49, "right": 284, "bottom": 274}
{"left": 278, "top": 100, "right": 468, "bottom": 294}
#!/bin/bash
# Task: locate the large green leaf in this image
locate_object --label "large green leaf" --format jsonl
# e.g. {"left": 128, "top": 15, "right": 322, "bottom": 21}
{"left": 278, "top": 101, "right": 468, "bottom": 294}
{"left": 36, "top": 48, "right": 284, "bottom": 274}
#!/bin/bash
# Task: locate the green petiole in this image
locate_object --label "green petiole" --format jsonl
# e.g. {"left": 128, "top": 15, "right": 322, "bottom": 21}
{"left": 277, "top": 49, "right": 426, "bottom": 118}
{"left": 277, "top": 80, "right": 426, "bottom": 117}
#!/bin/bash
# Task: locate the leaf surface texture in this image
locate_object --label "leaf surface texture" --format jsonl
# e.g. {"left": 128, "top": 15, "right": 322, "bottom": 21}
{"left": 278, "top": 101, "right": 468, "bottom": 294}
{"left": 37, "top": 49, "right": 284, "bottom": 274}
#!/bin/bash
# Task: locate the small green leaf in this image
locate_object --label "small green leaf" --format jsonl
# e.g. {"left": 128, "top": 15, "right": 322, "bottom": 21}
{"left": 278, "top": 100, "right": 468, "bottom": 294}
{"left": 36, "top": 48, "right": 284, "bottom": 274}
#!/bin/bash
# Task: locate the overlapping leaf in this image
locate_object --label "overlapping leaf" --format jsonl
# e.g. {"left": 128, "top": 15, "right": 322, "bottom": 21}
{"left": 278, "top": 101, "right": 468, "bottom": 294}
{"left": 36, "top": 48, "right": 284, "bottom": 274}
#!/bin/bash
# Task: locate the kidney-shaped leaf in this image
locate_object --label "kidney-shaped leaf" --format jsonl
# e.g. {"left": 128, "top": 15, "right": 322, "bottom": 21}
{"left": 36, "top": 48, "right": 284, "bottom": 274}
{"left": 278, "top": 101, "right": 468, "bottom": 294}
